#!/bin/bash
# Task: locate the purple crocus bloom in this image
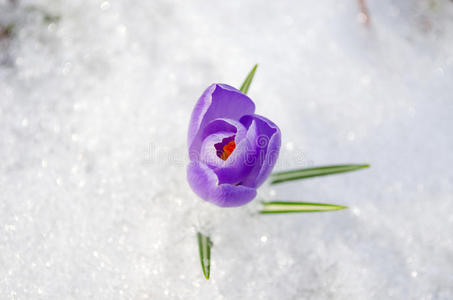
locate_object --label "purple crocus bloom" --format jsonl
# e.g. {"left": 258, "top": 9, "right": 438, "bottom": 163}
{"left": 187, "top": 84, "right": 281, "bottom": 207}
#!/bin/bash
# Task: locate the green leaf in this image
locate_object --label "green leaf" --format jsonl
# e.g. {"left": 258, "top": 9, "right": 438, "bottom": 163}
{"left": 271, "top": 164, "right": 370, "bottom": 185}
{"left": 239, "top": 64, "right": 258, "bottom": 94}
{"left": 197, "top": 232, "right": 212, "bottom": 280}
{"left": 260, "top": 201, "right": 347, "bottom": 214}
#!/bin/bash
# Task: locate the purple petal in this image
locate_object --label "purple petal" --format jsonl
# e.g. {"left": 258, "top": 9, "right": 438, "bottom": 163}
{"left": 197, "top": 118, "right": 260, "bottom": 185}
{"left": 188, "top": 84, "right": 255, "bottom": 160}
{"left": 201, "top": 118, "right": 248, "bottom": 144}
{"left": 239, "top": 114, "right": 281, "bottom": 188}
{"left": 196, "top": 118, "right": 248, "bottom": 168}
{"left": 212, "top": 120, "right": 258, "bottom": 184}
{"left": 187, "top": 161, "right": 257, "bottom": 207}
{"left": 199, "top": 131, "right": 236, "bottom": 168}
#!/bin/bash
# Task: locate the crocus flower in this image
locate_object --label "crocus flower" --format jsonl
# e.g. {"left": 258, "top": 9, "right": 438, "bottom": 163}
{"left": 187, "top": 84, "right": 281, "bottom": 207}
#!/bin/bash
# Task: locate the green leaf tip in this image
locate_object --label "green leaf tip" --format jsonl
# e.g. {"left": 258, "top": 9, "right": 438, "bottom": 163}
{"left": 239, "top": 64, "right": 258, "bottom": 94}
{"left": 271, "top": 164, "right": 370, "bottom": 185}
{"left": 197, "top": 232, "right": 213, "bottom": 280}
{"left": 260, "top": 201, "right": 348, "bottom": 214}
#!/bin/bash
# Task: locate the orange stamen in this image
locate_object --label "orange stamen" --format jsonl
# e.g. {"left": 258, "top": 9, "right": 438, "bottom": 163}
{"left": 220, "top": 140, "right": 236, "bottom": 160}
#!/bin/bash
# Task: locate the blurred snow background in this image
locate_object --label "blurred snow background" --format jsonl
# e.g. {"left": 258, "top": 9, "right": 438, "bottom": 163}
{"left": 1, "top": 0, "right": 453, "bottom": 299}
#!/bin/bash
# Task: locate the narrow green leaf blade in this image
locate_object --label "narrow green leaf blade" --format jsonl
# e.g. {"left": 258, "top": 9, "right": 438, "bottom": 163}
{"left": 197, "top": 232, "right": 212, "bottom": 280}
{"left": 239, "top": 64, "right": 258, "bottom": 94}
{"left": 260, "top": 201, "right": 347, "bottom": 214}
{"left": 271, "top": 164, "right": 369, "bottom": 184}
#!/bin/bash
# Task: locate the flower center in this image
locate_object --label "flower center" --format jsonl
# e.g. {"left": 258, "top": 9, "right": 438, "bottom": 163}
{"left": 220, "top": 140, "right": 236, "bottom": 160}
{"left": 215, "top": 136, "right": 236, "bottom": 161}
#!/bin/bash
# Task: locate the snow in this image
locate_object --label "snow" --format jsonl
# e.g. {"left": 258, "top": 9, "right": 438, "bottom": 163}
{"left": 1, "top": 0, "right": 453, "bottom": 299}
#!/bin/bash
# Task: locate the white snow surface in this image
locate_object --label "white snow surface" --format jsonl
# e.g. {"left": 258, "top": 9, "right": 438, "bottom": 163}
{"left": 1, "top": 0, "right": 453, "bottom": 299}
